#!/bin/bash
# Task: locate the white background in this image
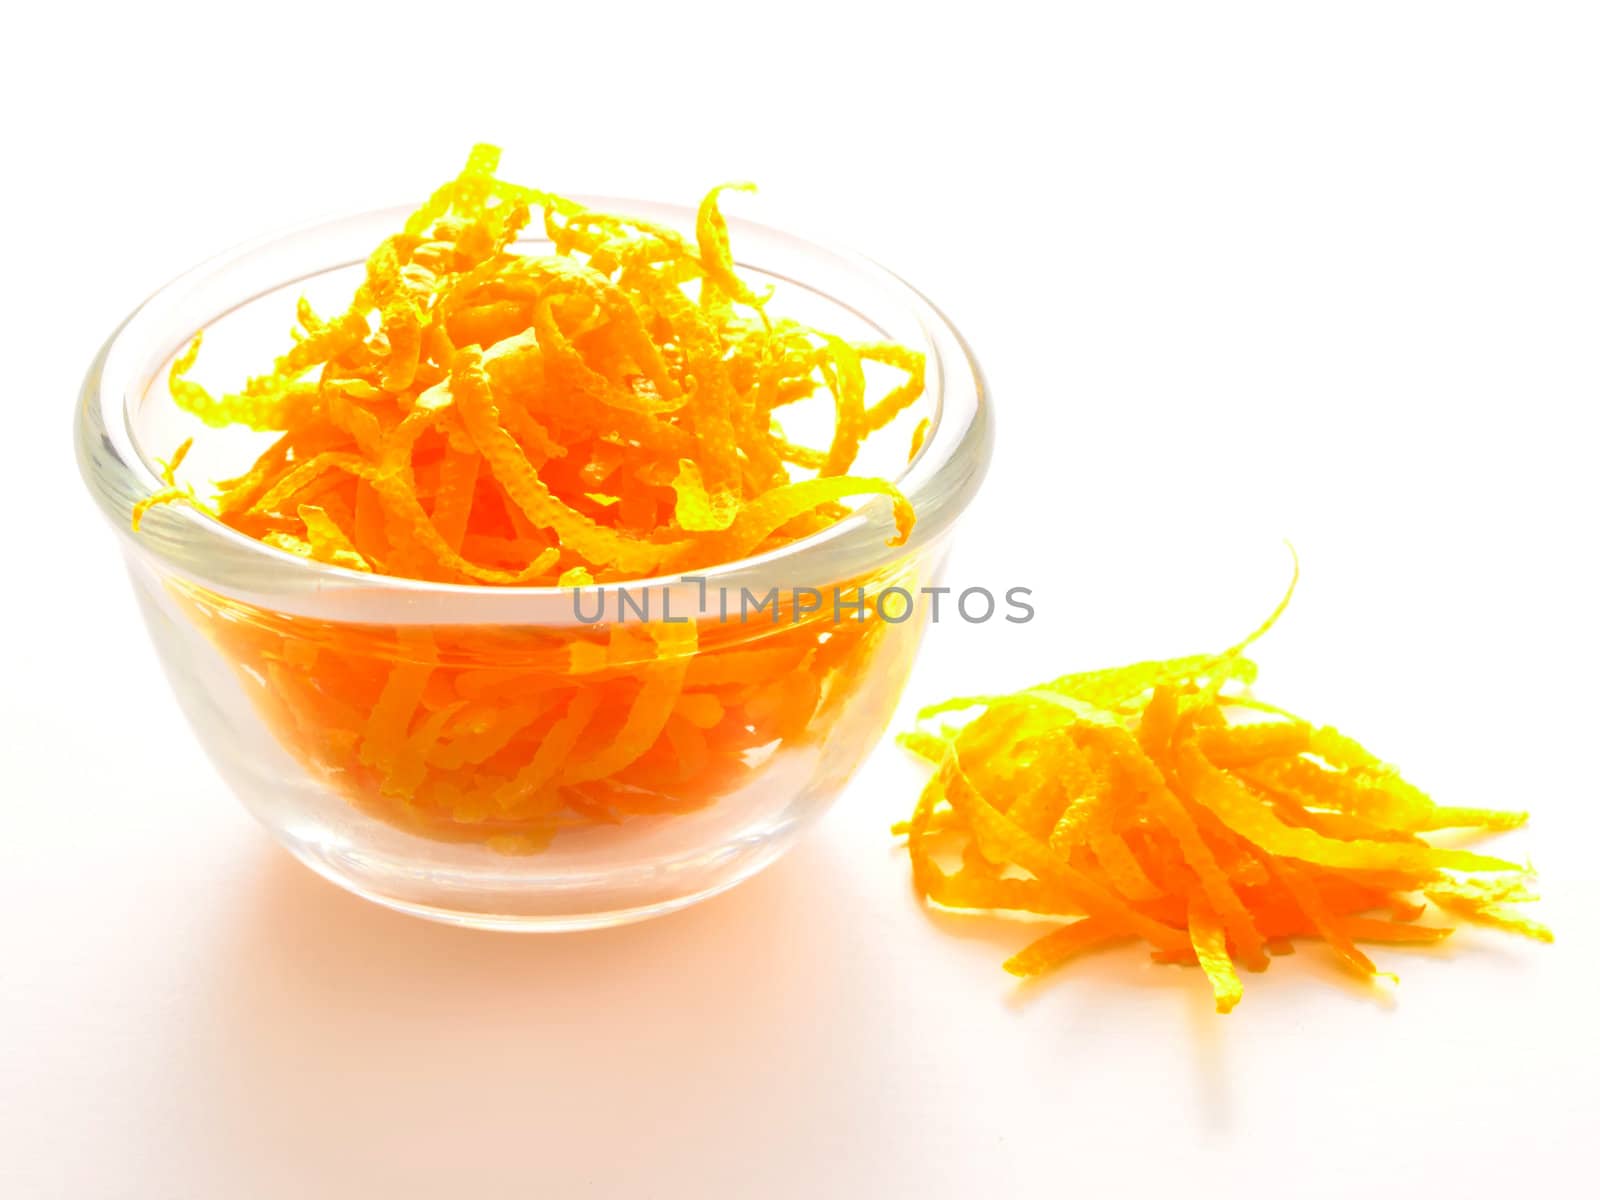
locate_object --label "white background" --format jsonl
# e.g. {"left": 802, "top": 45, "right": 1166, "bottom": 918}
{"left": 4, "top": 2, "right": 1597, "bottom": 1196}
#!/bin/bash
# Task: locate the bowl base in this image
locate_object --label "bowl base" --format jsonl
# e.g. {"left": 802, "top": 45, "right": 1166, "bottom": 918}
{"left": 279, "top": 839, "right": 788, "bottom": 932}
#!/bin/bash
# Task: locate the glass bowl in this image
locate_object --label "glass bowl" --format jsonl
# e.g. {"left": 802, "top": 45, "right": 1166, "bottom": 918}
{"left": 75, "top": 198, "right": 991, "bottom": 930}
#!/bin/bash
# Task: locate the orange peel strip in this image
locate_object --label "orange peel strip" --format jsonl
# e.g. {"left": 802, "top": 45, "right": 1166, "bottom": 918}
{"left": 1174, "top": 743, "right": 1517, "bottom": 875}
{"left": 560, "top": 623, "right": 697, "bottom": 785}
{"left": 1187, "top": 896, "right": 1244, "bottom": 1014}
{"left": 1003, "top": 916, "right": 1130, "bottom": 979}
{"left": 695, "top": 183, "right": 770, "bottom": 310}
{"left": 710, "top": 476, "right": 914, "bottom": 562}
{"left": 297, "top": 504, "right": 373, "bottom": 573}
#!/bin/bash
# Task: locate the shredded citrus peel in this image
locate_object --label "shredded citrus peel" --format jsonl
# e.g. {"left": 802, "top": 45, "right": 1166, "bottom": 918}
{"left": 135, "top": 147, "right": 931, "bottom": 849}
{"left": 894, "top": 562, "right": 1547, "bottom": 1012}
{"left": 139, "top": 145, "right": 920, "bottom": 580}
{"left": 179, "top": 568, "right": 918, "bottom": 850}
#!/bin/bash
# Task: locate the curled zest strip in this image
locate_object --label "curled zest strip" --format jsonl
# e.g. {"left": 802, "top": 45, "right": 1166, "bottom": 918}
{"left": 708, "top": 476, "right": 914, "bottom": 563}
{"left": 695, "top": 183, "right": 771, "bottom": 311}
{"left": 131, "top": 437, "right": 202, "bottom": 530}
{"left": 818, "top": 336, "right": 866, "bottom": 478}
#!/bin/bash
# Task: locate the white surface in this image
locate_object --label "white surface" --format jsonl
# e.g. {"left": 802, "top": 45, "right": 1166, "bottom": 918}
{"left": 4, "top": 2, "right": 1598, "bottom": 1196}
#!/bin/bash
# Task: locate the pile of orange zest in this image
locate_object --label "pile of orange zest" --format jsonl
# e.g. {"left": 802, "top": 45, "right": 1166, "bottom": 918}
{"left": 137, "top": 146, "right": 928, "bottom": 850}
{"left": 893, "top": 561, "right": 1548, "bottom": 1013}
{"left": 137, "top": 144, "right": 916, "bottom": 579}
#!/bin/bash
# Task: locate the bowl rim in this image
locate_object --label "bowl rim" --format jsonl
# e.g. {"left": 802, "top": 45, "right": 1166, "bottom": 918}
{"left": 77, "top": 194, "right": 992, "bottom": 621}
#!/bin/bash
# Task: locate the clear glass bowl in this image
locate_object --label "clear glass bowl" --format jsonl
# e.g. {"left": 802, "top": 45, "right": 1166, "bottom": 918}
{"left": 75, "top": 199, "right": 991, "bottom": 930}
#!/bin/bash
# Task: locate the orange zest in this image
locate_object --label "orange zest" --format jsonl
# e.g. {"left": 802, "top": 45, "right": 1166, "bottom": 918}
{"left": 137, "top": 145, "right": 931, "bottom": 850}
{"left": 895, "top": 561, "right": 1548, "bottom": 1012}
{"left": 141, "top": 144, "right": 918, "bottom": 582}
